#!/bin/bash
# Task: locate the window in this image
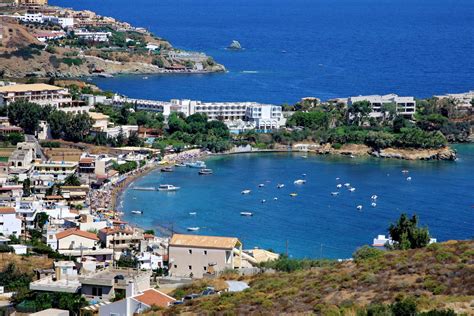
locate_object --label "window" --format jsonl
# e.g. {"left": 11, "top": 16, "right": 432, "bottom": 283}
{"left": 203, "top": 266, "right": 207, "bottom": 271}
{"left": 188, "top": 249, "right": 192, "bottom": 254}
{"left": 204, "top": 250, "right": 207, "bottom": 255}
{"left": 174, "top": 264, "right": 177, "bottom": 268}
{"left": 188, "top": 265, "right": 192, "bottom": 270}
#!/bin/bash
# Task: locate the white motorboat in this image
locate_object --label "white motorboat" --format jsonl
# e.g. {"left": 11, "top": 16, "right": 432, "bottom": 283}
{"left": 331, "top": 192, "right": 339, "bottom": 196}
{"left": 290, "top": 193, "right": 298, "bottom": 197}
{"left": 186, "top": 161, "right": 206, "bottom": 169}
{"left": 277, "top": 184, "right": 285, "bottom": 188}
{"left": 349, "top": 187, "right": 356, "bottom": 192}
{"left": 344, "top": 183, "right": 351, "bottom": 187}
{"left": 406, "top": 177, "right": 412, "bottom": 181}
{"left": 198, "top": 168, "right": 213, "bottom": 175}
{"left": 258, "top": 183, "right": 265, "bottom": 187}
{"left": 241, "top": 189, "right": 251, "bottom": 194}
{"left": 158, "top": 184, "right": 180, "bottom": 191}
{"left": 294, "top": 179, "right": 306, "bottom": 185}
{"left": 357, "top": 205, "right": 363, "bottom": 210}
{"left": 273, "top": 197, "right": 278, "bottom": 200}
{"left": 261, "top": 199, "right": 266, "bottom": 203}
{"left": 187, "top": 227, "right": 200, "bottom": 231}
{"left": 371, "top": 203, "right": 377, "bottom": 207}
{"left": 371, "top": 195, "right": 378, "bottom": 200}
{"left": 240, "top": 212, "right": 253, "bottom": 216}
{"left": 336, "top": 184, "right": 342, "bottom": 188}
{"left": 175, "top": 163, "right": 186, "bottom": 167}
{"left": 189, "top": 212, "right": 197, "bottom": 215}
{"left": 131, "top": 210, "right": 143, "bottom": 214}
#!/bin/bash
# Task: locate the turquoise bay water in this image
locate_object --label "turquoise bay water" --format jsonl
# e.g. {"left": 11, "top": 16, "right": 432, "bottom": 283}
{"left": 50, "top": 0, "right": 474, "bottom": 104}
{"left": 119, "top": 145, "right": 474, "bottom": 258}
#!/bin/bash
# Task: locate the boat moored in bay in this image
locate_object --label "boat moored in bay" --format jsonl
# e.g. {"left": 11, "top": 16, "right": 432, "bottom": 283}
{"left": 186, "top": 161, "right": 207, "bottom": 168}
{"left": 158, "top": 184, "right": 181, "bottom": 191}
{"left": 198, "top": 168, "right": 213, "bottom": 175}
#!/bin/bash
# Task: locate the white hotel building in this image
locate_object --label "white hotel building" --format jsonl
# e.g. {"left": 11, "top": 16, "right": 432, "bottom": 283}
{"left": 112, "top": 96, "right": 286, "bottom": 130}
{"left": 347, "top": 94, "right": 416, "bottom": 119}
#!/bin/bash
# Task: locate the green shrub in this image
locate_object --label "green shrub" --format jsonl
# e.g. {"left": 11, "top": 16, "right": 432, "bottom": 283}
{"left": 353, "top": 246, "right": 384, "bottom": 262}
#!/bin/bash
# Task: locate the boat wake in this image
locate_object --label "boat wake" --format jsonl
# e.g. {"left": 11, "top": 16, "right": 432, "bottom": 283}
{"left": 241, "top": 70, "right": 259, "bottom": 74}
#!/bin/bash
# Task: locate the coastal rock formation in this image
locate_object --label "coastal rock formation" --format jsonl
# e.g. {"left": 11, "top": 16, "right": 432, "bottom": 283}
{"left": 293, "top": 143, "right": 456, "bottom": 161}
{"left": 373, "top": 146, "right": 456, "bottom": 161}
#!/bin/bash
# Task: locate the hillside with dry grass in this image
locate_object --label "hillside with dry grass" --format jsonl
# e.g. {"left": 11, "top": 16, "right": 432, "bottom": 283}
{"left": 164, "top": 240, "right": 474, "bottom": 315}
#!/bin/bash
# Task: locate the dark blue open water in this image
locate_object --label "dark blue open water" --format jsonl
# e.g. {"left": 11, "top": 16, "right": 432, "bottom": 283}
{"left": 50, "top": 0, "right": 474, "bottom": 257}
{"left": 117, "top": 145, "right": 474, "bottom": 258}
{"left": 51, "top": 0, "right": 474, "bottom": 103}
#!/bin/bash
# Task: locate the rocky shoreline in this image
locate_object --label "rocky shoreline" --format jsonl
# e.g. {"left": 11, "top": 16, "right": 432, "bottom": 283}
{"left": 227, "top": 143, "right": 457, "bottom": 161}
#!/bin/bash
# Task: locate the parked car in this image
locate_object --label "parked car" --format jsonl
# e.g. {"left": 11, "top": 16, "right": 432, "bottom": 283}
{"left": 201, "top": 287, "right": 216, "bottom": 296}
{"left": 183, "top": 293, "right": 200, "bottom": 301}
{"left": 172, "top": 300, "right": 184, "bottom": 305}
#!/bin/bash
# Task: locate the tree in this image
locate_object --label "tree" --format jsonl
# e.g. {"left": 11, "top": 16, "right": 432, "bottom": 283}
{"left": 34, "top": 212, "right": 49, "bottom": 230}
{"left": 287, "top": 111, "right": 329, "bottom": 130}
{"left": 8, "top": 132, "right": 24, "bottom": 145}
{"left": 348, "top": 101, "right": 372, "bottom": 126}
{"left": 127, "top": 131, "right": 143, "bottom": 147}
{"left": 22, "top": 178, "right": 31, "bottom": 197}
{"left": 63, "top": 174, "right": 81, "bottom": 186}
{"left": 388, "top": 214, "right": 430, "bottom": 250}
{"left": 7, "top": 101, "right": 42, "bottom": 134}
{"left": 353, "top": 245, "right": 384, "bottom": 262}
{"left": 144, "top": 229, "right": 155, "bottom": 235}
{"left": 390, "top": 296, "right": 417, "bottom": 316}
{"left": 64, "top": 113, "right": 93, "bottom": 142}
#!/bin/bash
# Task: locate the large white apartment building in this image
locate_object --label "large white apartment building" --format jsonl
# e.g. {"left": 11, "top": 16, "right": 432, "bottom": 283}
{"left": 12, "top": 13, "right": 74, "bottom": 28}
{"left": 348, "top": 94, "right": 416, "bottom": 118}
{"left": 0, "top": 84, "right": 91, "bottom": 113}
{"left": 112, "top": 96, "right": 285, "bottom": 129}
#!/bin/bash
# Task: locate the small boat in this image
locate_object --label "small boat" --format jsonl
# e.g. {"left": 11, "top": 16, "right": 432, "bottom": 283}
{"left": 133, "top": 186, "right": 156, "bottom": 191}
{"left": 371, "top": 203, "right": 377, "bottom": 207}
{"left": 371, "top": 195, "right": 378, "bottom": 200}
{"left": 402, "top": 169, "right": 409, "bottom": 173}
{"left": 241, "top": 189, "right": 251, "bottom": 195}
{"left": 186, "top": 161, "right": 206, "bottom": 169}
{"left": 336, "top": 177, "right": 340, "bottom": 180}
{"left": 277, "top": 184, "right": 285, "bottom": 189}
{"left": 349, "top": 187, "right": 356, "bottom": 192}
{"left": 350, "top": 154, "right": 355, "bottom": 158}
{"left": 240, "top": 212, "right": 253, "bottom": 216}
{"left": 143, "top": 76, "right": 148, "bottom": 79}
{"left": 302, "top": 173, "right": 307, "bottom": 177}
{"left": 406, "top": 177, "right": 412, "bottom": 181}
{"left": 273, "top": 197, "right": 278, "bottom": 201}
{"left": 258, "top": 183, "right": 265, "bottom": 187}
{"left": 158, "top": 184, "right": 180, "bottom": 191}
{"left": 189, "top": 212, "right": 197, "bottom": 215}
{"left": 294, "top": 179, "right": 306, "bottom": 185}
{"left": 187, "top": 227, "right": 200, "bottom": 231}
{"left": 357, "top": 205, "right": 363, "bottom": 210}
{"left": 290, "top": 193, "right": 298, "bottom": 197}
{"left": 344, "top": 183, "right": 351, "bottom": 187}
{"left": 261, "top": 199, "right": 266, "bottom": 203}
{"left": 198, "top": 168, "right": 213, "bottom": 175}
{"left": 331, "top": 192, "right": 339, "bottom": 196}
{"left": 228, "top": 40, "right": 242, "bottom": 50}
{"left": 161, "top": 166, "right": 174, "bottom": 172}
{"left": 336, "top": 184, "right": 342, "bottom": 188}
{"left": 175, "top": 163, "right": 186, "bottom": 167}
{"left": 131, "top": 210, "right": 143, "bottom": 214}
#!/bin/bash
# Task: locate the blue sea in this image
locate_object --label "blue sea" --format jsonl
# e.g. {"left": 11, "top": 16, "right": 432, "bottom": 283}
{"left": 49, "top": 0, "right": 474, "bottom": 258}
{"left": 117, "top": 145, "right": 474, "bottom": 259}
{"left": 51, "top": 0, "right": 474, "bottom": 104}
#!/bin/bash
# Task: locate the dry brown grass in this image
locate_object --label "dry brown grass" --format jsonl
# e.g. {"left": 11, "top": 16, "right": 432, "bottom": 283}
{"left": 0, "top": 253, "right": 53, "bottom": 276}
{"left": 166, "top": 240, "right": 474, "bottom": 315}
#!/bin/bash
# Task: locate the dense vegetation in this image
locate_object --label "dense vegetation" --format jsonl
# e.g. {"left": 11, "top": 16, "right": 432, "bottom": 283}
{"left": 6, "top": 101, "right": 93, "bottom": 142}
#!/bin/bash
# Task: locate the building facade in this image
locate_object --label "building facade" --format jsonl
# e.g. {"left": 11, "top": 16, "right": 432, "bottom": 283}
{"left": 348, "top": 94, "right": 416, "bottom": 118}
{"left": 168, "top": 234, "right": 242, "bottom": 278}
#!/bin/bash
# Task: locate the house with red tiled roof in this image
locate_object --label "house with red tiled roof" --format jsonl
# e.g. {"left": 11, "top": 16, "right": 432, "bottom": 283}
{"left": 54, "top": 228, "right": 99, "bottom": 252}
{"left": 98, "top": 226, "right": 144, "bottom": 253}
{"left": 98, "top": 288, "right": 175, "bottom": 315}
{"left": 0, "top": 206, "right": 21, "bottom": 238}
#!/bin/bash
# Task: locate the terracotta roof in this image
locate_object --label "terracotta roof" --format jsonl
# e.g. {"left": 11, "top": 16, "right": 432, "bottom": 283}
{"left": 144, "top": 234, "right": 154, "bottom": 239}
{"left": 170, "top": 234, "right": 241, "bottom": 249}
{"left": 79, "top": 157, "right": 95, "bottom": 164}
{"left": 99, "top": 227, "right": 133, "bottom": 235}
{"left": 0, "top": 207, "right": 15, "bottom": 214}
{"left": 45, "top": 195, "right": 64, "bottom": 200}
{"left": 56, "top": 229, "right": 99, "bottom": 241}
{"left": 0, "top": 83, "right": 64, "bottom": 93}
{"left": 133, "top": 289, "right": 175, "bottom": 308}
